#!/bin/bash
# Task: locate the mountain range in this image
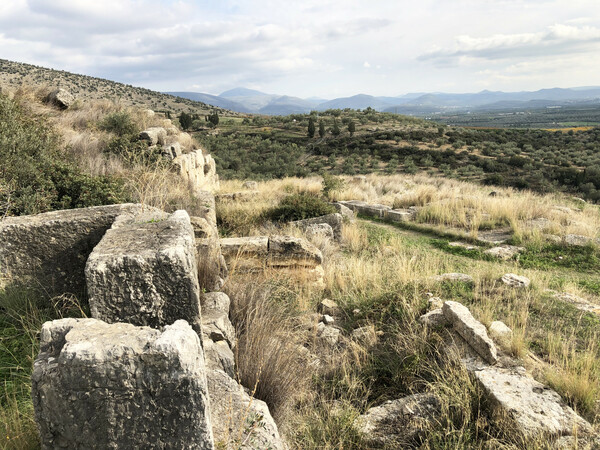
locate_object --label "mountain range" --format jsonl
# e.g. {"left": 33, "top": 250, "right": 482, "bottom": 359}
{"left": 167, "top": 87, "right": 600, "bottom": 116}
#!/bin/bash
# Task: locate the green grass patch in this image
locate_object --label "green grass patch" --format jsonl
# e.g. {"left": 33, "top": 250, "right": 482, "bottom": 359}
{"left": 519, "top": 243, "right": 600, "bottom": 273}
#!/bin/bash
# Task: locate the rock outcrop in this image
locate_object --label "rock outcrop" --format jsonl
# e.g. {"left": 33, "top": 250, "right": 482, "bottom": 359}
{"left": 32, "top": 318, "right": 214, "bottom": 449}
{"left": 0, "top": 204, "right": 156, "bottom": 296}
{"left": 86, "top": 210, "right": 203, "bottom": 334}
{"left": 46, "top": 88, "right": 74, "bottom": 109}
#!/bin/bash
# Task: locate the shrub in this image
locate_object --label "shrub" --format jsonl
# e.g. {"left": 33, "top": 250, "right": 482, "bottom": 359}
{"left": 321, "top": 173, "right": 345, "bottom": 198}
{"left": 0, "top": 93, "right": 128, "bottom": 215}
{"left": 265, "top": 192, "right": 336, "bottom": 222}
{"left": 99, "top": 111, "right": 136, "bottom": 136}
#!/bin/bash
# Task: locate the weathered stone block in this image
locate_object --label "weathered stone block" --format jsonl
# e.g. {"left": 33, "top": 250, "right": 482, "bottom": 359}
{"left": 220, "top": 236, "right": 269, "bottom": 271}
{"left": 32, "top": 318, "right": 214, "bottom": 449}
{"left": 207, "top": 369, "right": 286, "bottom": 450}
{"left": 291, "top": 213, "right": 343, "bottom": 241}
{"left": 386, "top": 209, "right": 415, "bottom": 222}
{"left": 501, "top": 273, "right": 530, "bottom": 288}
{"left": 442, "top": 301, "right": 497, "bottom": 364}
{"left": 267, "top": 235, "right": 323, "bottom": 267}
{"left": 0, "top": 204, "right": 155, "bottom": 296}
{"left": 86, "top": 210, "right": 203, "bottom": 334}
{"left": 473, "top": 366, "right": 592, "bottom": 438}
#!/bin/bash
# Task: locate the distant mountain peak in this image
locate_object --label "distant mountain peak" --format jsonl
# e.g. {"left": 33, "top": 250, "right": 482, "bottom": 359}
{"left": 220, "top": 87, "right": 269, "bottom": 98}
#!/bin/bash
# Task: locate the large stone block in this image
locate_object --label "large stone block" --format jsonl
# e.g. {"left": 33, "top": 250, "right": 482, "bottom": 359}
{"left": 86, "top": 210, "right": 203, "bottom": 334}
{"left": 32, "top": 318, "right": 214, "bottom": 449}
{"left": 0, "top": 204, "right": 155, "bottom": 296}
{"left": 291, "top": 213, "right": 343, "bottom": 241}
{"left": 473, "top": 366, "right": 592, "bottom": 439}
{"left": 267, "top": 235, "right": 323, "bottom": 267}
{"left": 220, "top": 236, "right": 269, "bottom": 272}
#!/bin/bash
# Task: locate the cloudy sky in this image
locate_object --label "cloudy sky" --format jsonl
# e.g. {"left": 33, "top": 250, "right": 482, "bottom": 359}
{"left": 1, "top": 0, "right": 599, "bottom": 98}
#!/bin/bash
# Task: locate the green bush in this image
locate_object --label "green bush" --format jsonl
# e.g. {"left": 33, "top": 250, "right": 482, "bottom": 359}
{"left": 99, "top": 111, "right": 137, "bottom": 136}
{"left": 266, "top": 192, "right": 336, "bottom": 222}
{"left": 0, "top": 93, "right": 128, "bottom": 215}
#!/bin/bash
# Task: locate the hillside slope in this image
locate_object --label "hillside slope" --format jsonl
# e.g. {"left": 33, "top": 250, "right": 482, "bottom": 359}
{"left": 0, "top": 59, "right": 234, "bottom": 116}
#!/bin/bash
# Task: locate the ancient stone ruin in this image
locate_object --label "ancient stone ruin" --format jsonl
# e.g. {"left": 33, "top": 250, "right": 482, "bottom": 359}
{"left": 0, "top": 195, "right": 285, "bottom": 449}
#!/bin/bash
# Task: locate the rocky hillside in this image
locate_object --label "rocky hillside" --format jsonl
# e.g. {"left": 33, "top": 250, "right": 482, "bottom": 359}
{"left": 0, "top": 59, "right": 234, "bottom": 115}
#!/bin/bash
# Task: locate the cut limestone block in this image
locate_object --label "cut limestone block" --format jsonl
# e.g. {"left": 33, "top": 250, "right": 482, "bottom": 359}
{"left": 0, "top": 204, "right": 156, "bottom": 296}
{"left": 201, "top": 292, "right": 236, "bottom": 348}
{"left": 32, "top": 318, "right": 214, "bottom": 450}
{"left": 473, "top": 366, "right": 592, "bottom": 439}
{"left": 86, "top": 210, "right": 203, "bottom": 334}
{"left": 386, "top": 209, "right": 415, "bottom": 222}
{"left": 220, "top": 236, "right": 269, "bottom": 271}
{"left": 291, "top": 213, "right": 343, "bottom": 241}
{"left": 331, "top": 202, "right": 355, "bottom": 221}
{"left": 267, "top": 235, "right": 323, "bottom": 267}
{"left": 207, "top": 369, "right": 286, "bottom": 450}
{"left": 442, "top": 301, "right": 497, "bottom": 364}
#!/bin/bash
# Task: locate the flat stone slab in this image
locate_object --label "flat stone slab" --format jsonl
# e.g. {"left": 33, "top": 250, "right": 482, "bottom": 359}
{"left": 32, "top": 318, "right": 214, "bottom": 449}
{"left": 434, "top": 273, "right": 474, "bottom": 284}
{"left": 501, "top": 273, "right": 530, "bottom": 288}
{"left": 337, "top": 200, "right": 391, "bottom": 218}
{"left": 473, "top": 366, "right": 592, "bottom": 438}
{"left": 553, "top": 292, "right": 600, "bottom": 316}
{"left": 0, "top": 204, "right": 155, "bottom": 296}
{"left": 442, "top": 301, "right": 497, "bottom": 364}
{"left": 448, "top": 242, "right": 479, "bottom": 250}
{"left": 484, "top": 245, "right": 525, "bottom": 260}
{"left": 86, "top": 210, "right": 203, "bottom": 334}
{"left": 355, "top": 393, "right": 441, "bottom": 448}
{"left": 478, "top": 229, "right": 513, "bottom": 245}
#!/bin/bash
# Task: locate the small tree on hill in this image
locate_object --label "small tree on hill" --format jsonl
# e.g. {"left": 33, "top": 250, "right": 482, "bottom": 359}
{"left": 178, "top": 111, "right": 193, "bottom": 130}
{"left": 348, "top": 121, "right": 355, "bottom": 136}
{"left": 208, "top": 111, "right": 219, "bottom": 126}
{"left": 318, "top": 120, "right": 325, "bottom": 138}
{"left": 308, "top": 118, "right": 315, "bottom": 138}
{"left": 332, "top": 119, "right": 340, "bottom": 136}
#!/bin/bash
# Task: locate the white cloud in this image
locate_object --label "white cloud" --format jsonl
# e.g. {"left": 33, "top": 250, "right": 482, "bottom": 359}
{"left": 0, "top": 0, "right": 599, "bottom": 96}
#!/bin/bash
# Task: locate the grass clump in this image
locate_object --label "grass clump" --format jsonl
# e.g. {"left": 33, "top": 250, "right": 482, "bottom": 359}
{"left": 0, "top": 286, "right": 87, "bottom": 449}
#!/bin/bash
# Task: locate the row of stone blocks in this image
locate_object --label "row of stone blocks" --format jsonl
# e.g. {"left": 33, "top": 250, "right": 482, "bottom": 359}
{"left": 0, "top": 204, "right": 283, "bottom": 449}
{"left": 336, "top": 200, "right": 416, "bottom": 222}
